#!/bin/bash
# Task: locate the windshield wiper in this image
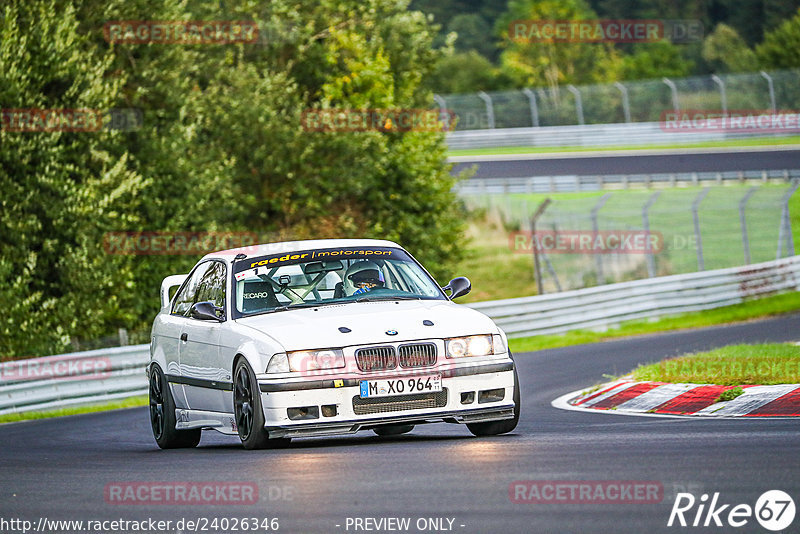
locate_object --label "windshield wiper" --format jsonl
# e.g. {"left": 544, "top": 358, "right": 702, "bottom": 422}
{"left": 258, "top": 302, "right": 315, "bottom": 314}
{"left": 355, "top": 295, "right": 421, "bottom": 303}
{"left": 251, "top": 297, "right": 417, "bottom": 316}
{"left": 268, "top": 301, "right": 337, "bottom": 313}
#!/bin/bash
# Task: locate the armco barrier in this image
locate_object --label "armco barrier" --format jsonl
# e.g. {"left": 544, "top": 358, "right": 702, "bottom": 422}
{"left": 454, "top": 169, "right": 800, "bottom": 195}
{"left": 1, "top": 255, "right": 798, "bottom": 414}
{"left": 446, "top": 119, "right": 800, "bottom": 150}
{"left": 0, "top": 345, "right": 149, "bottom": 416}
{"left": 468, "top": 255, "right": 800, "bottom": 338}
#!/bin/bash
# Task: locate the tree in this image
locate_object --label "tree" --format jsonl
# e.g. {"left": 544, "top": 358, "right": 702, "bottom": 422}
{"left": 424, "top": 51, "right": 511, "bottom": 94}
{"left": 447, "top": 14, "right": 498, "bottom": 59}
{"left": 1, "top": 0, "right": 465, "bottom": 358}
{"left": 702, "top": 23, "right": 758, "bottom": 72}
{"left": 707, "top": 0, "right": 800, "bottom": 47}
{"left": 188, "top": 2, "right": 465, "bottom": 280}
{"left": 0, "top": 1, "right": 145, "bottom": 357}
{"left": 496, "top": 0, "right": 621, "bottom": 91}
{"left": 757, "top": 7, "right": 800, "bottom": 69}
{"left": 621, "top": 42, "right": 694, "bottom": 80}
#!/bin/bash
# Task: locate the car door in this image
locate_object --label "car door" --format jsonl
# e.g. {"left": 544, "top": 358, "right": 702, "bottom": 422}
{"left": 164, "top": 263, "right": 213, "bottom": 410}
{"left": 178, "top": 260, "right": 230, "bottom": 413}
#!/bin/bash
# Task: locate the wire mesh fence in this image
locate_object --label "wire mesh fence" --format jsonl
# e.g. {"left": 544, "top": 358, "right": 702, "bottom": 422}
{"left": 437, "top": 69, "right": 800, "bottom": 131}
{"left": 462, "top": 181, "right": 799, "bottom": 293}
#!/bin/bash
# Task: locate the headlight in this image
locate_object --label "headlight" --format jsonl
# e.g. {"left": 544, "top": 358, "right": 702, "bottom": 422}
{"left": 287, "top": 349, "right": 345, "bottom": 372}
{"left": 445, "top": 335, "right": 495, "bottom": 358}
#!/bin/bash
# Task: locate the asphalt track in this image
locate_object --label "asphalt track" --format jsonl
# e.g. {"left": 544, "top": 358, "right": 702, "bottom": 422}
{"left": 451, "top": 148, "right": 800, "bottom": 178}
{"left": 1, "top": 313, "right": 799, "bottom": 534}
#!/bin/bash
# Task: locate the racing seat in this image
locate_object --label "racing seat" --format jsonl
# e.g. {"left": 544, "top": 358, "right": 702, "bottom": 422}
{"left": 242, "top": 281, "right": 280, "bottom": 313}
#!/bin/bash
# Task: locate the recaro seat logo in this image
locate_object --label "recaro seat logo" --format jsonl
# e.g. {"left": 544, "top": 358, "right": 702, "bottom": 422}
{"left": 668, "top": 490, "right": 795, "bottom": 530}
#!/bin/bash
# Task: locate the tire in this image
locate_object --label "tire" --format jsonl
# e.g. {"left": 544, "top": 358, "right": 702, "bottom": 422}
{"left": 466, "top": 362, "right": 520, "bottom": 437}
{"left": 149, "top": 365, "right": 201, "bottom": 449}
{"left": 233, "top": 359, "right": 291, "bottom": 450}
{"left": 373, "top": 424, "right": 414, "bottom": 436}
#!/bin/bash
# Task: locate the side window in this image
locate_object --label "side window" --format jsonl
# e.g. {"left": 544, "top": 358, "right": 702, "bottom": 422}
{"left": 171, "top": 263, "right": 214, "bottom": 316}
{"left": 194, "top": 262, "right": 226, "bottom": 317}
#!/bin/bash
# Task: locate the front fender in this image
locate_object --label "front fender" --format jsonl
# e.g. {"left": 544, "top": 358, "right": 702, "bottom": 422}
{"left": 232, "top": 340, "right": 272, "bottom": 378}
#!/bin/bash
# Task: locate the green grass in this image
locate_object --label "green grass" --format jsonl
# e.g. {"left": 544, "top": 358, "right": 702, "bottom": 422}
{"left": 629, "top": 343, "right": 800, "bottom": 385}
{"left": 0, "top": 395, "right": 147, "bottom": 424}
{"left": 717, "top": 386, "right": 745, "bottom": 402}
{"left": 447, "top": 135, "right": 800, "bottom": 158}
{"left": 508, "top": 291, "right": 800, "bottom": 353}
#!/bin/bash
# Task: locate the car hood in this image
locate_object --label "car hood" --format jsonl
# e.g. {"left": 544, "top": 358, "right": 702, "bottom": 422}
{"left": 235, "top": 299, "right": 498, "bottom": 351}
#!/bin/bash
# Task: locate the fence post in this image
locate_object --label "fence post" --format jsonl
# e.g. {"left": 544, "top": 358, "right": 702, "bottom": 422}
{"left": 530, "top": 199, "right": 552, "bottom": 294}
{"left": 692, "top": 188, "right": 710, "bottom": 271}
{"left": 433, "top": 94, "right": 451, "bottom": 131}
{"left": 662, "top": 77, "right": 679, "bottom": 111}
{"left": 477, "top": 91, "right": 495, "bottom": 129}
{"left": 567, "top": 85, "right": 585, "bottom": 125}
{"left": 777, "top": 180, "right": 800, "bottom": 258}
{"left": 739, "top": 187, "right": 759, "bottom": 265}
{"left": 541, "top": 248, "right": 563, "bottom": 293}
{"left": 522, "top": 88, "right": 540, "bottom": 127}
{"left": 642, "top": 191, "right": 661, "bottom": 278}
{"left": 760, "top": 71, "right": 777, "bottom": 113}
{"left": 591, "top": 193, "right": 612, "bottom": 284}
{"left": 710, "top": 74, "right": 727, "bottom": 114}
{"left": 613, "top": 82, "right": 631, "bottom": 123}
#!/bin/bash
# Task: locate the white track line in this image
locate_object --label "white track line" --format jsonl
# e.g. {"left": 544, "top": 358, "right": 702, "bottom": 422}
{"left": 615, "top": 383, "right": 697, "bottom": 412}
{"left": 552, "top": 383, "right": 800, "bottom": 419}
{"left": 551, "top": 387, "right": 685, "bottom": 419}
{"left": 578, "top": 381, "right": 637, "bottom": 407}
{"left": 693, "top": 384, "right": 800, "bottom": 416}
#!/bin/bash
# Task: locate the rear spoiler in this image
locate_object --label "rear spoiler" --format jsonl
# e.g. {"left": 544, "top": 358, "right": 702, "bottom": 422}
{"left": 160, "top": 274, "right": 188, "bottom": 308}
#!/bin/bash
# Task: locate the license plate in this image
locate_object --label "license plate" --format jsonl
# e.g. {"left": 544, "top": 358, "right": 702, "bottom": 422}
{"left": 359, "top": 374, "right": 442, "bottom": 399}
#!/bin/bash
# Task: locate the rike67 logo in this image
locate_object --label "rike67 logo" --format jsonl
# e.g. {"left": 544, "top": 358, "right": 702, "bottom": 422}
{"left": 668, "top": 490, "right": 795, "bottom": 531}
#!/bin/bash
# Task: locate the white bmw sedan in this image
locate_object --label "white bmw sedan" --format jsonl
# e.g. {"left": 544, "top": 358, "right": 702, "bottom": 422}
{"left": 148, "top": 239, "right": 519, "bottom": 449}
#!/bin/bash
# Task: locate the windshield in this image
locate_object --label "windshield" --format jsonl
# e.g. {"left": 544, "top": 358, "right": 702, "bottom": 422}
{"left": 232, "top": 246, "right": 446, "bottom": 318}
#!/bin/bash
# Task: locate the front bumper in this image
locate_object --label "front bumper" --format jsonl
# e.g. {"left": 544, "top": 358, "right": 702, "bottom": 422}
{"left": 257, "top": 359, "right": 515, "bottom": 439}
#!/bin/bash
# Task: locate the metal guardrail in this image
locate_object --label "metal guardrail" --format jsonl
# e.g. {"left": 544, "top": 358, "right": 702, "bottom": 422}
{"left": 446, "top": 119, "right": 800, "bottom": 150}
{"left": 0, "top": 345, "right": 149, "bottom": 415}
{"left": 2, "top": 255, "right": 798, "bottom": 414}
{"left": 455, "top": 169, "right": 800, "bottom": 194}
{"left": 468, "top": 255, "right": 800, "bottom": 338}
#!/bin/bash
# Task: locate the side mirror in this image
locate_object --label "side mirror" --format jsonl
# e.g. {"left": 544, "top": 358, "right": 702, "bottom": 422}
{"left": 443, "top": 276, "right": 471, "bottom": 300}
{"left": 190, "top": 301, "right": 223, "bottom": 321}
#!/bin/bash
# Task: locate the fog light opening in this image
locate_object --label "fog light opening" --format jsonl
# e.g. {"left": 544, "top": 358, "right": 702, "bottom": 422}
{"left": 287, "top": 406, "right": 320, "bottom": 420}
{"left": 478, "top": 388, "right": 505, "bottom": 404}
{"left": 460, "top": 391, "right": 475, "bottom": 404}
{"left": 321, "top": 404, "right": 338, "bottom": 417}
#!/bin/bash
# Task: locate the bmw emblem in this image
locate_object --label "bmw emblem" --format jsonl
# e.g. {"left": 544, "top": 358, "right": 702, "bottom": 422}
{"left": 385, "top": 329, "right": 398, "bottom": 336}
